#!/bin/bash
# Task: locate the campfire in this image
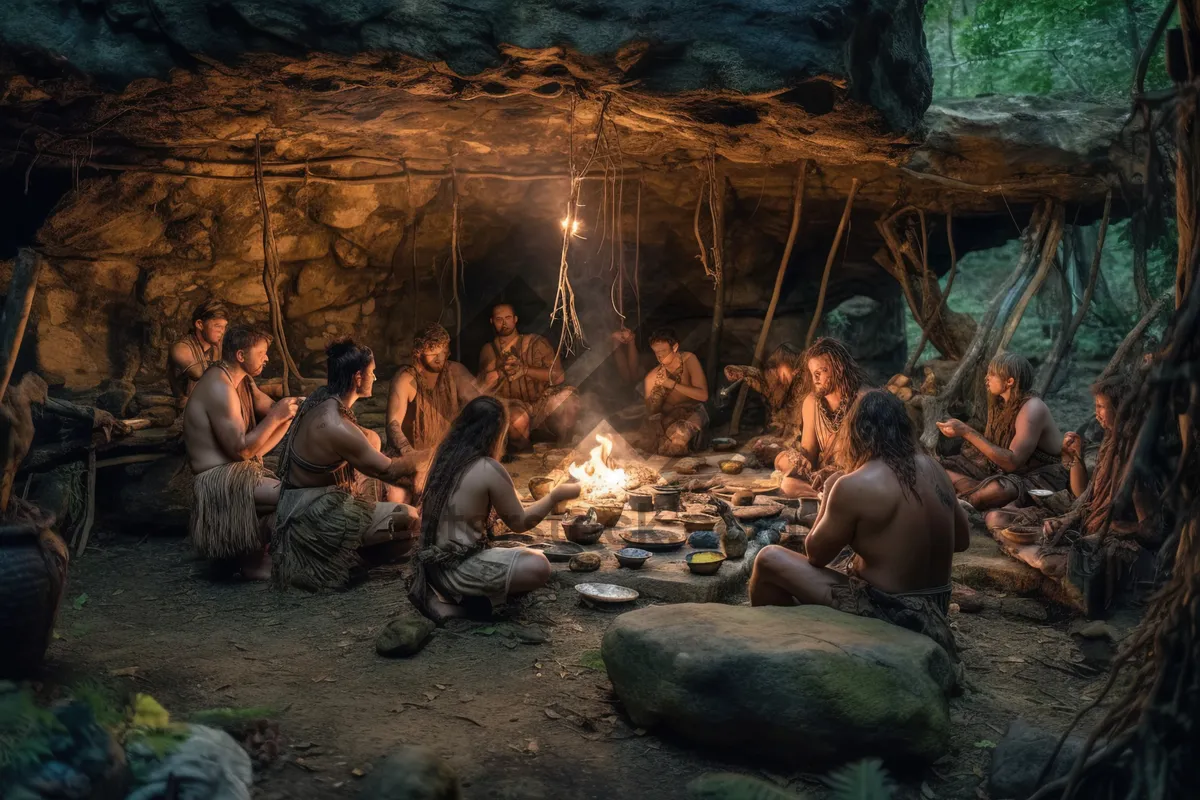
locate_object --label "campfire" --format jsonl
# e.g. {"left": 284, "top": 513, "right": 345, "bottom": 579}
{"left": 568, "top": 434, "right": 629, "bottom": 503}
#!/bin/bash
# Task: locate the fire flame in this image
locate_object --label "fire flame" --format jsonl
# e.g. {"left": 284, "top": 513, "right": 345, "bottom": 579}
{"left": 568, "top": 434, "right": 627, "bottom": 499}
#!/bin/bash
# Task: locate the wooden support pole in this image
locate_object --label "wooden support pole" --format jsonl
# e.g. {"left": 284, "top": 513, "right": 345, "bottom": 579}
{"left": 0, "top": 248, "right": 43, "bottom": 403}
{"left": 806, "top": 179, "right": 860, "bottom": 347}
{"left": 730, "top": 162, "right": 807, "bottom": 435}
{"left": 253, "top": 135, "right": 302, "bottom": 395}
{"left": 996, "top": 204, "right": 1066, "bottom": 353}
{"left": 1036, "top": 190, "right": 1112, "bottom": 394}
{"left": 906, "top": 211, "right": 960, "bottom": 372}
{"left": 1099, "top": 289, "right": 1173, "bottom": 380}
{"left": 73, "top": 448, "right": 97, "bottom": 557}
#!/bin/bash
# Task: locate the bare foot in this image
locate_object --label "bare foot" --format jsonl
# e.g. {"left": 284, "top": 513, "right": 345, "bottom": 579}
{"left": 239, "top": 551, "right": 272, "bottom": 581}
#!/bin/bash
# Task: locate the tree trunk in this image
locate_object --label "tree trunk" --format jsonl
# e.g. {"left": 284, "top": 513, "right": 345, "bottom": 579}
{"left": 806, "top": 179, "right": 860, "bottom": 347}
{"left": 0, "top": 248, "right": 42, "bottom": 404}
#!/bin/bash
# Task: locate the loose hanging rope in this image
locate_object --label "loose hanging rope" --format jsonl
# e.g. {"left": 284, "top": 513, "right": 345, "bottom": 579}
{"left": 252, "top": 134, "right": 302, "bottom": 394}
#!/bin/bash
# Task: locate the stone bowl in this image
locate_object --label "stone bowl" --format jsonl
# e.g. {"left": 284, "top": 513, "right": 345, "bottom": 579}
{"left": 614, "top": 547, "right": 651, "bottom": 569}
{"left": 626, "top": 491, "right": 654, "bottom": 513}
{"left": 563, "top": 518, "right": 605, "bottom": 545}
{"left": 685, "top": 550, "right": 727, "bottom": 576}
{"left": 712, "top": 437, "right": 737, "bottom": 452}
{"left": 718, "top": 460, "right": 744, "bottom": 475}
{"left": 680, "top": 513, "right": 719, "bottom": 533}
{"left": 590, "top": 505, "right": 624, "bottom": 528}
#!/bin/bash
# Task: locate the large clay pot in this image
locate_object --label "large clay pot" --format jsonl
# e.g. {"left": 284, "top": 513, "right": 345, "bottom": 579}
{"left": 0, "top": 524, "right": 69, "bottom": 678}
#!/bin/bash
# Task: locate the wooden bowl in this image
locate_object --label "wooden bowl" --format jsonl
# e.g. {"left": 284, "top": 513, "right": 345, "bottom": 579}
{"left": 591, "top": 505, "right": 624, "bottom": 528}
{"left": 686, "top": 550, "right": 727, "bottom": 575}
{"left": 563, "top": 518, "right": 605, "bottom": 545}
{"left": 1000, "top": 526, "right": 1040, "bottom": 546}
{"left": 529, "top": 476, "right": 555, "bottom": 499}
{"left": 680, "top": 513, "right": 719, "bottom": 533}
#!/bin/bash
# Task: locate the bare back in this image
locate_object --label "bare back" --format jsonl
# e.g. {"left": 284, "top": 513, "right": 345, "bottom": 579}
{"left": 813, "top": 455, "right": 964, "bottom": 594}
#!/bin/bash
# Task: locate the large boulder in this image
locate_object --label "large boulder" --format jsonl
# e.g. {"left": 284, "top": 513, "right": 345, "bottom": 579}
{"left": 988, "top": 718, "right": 1089, "bottom": 800}
{"left": 601, "top": 604, "right": 954, "bottom": 766}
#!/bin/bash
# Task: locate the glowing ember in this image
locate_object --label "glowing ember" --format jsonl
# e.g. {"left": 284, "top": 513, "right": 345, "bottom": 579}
{"left": 568, "top": 434, "right": 628, "bottom": 500}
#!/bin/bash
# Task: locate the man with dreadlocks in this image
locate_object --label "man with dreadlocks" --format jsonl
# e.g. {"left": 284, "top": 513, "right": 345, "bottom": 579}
{"left": 477, "top": 302, "right": 579, "bottom": 450}
{"left": 386, "top": 323, "right": 480, "bottom": 501}
{"left": 409, "top": 396, "right": 581, "bottom": 623}
{"left": 272, "top": 339, "right": 424, "bottom": 590}
{"left": 750, "top": 390, "right": 967, "bottom": 660}
{"left": 724, "top": 343, "right": 806, "bottom": 465}
{"left": 937, "top": 353, "right": 1067, "bottom": 513}
{"left": 182, "top": 325, "right": 300, "bottom": 579}
{"left": 167, "top": 298, "right": 228, "bottom": 409}
{"left": 772, "top": 337, "right": 869, "bottom": 497}
{"left": 636, "top": 328, "right": 710, "bottom": 456}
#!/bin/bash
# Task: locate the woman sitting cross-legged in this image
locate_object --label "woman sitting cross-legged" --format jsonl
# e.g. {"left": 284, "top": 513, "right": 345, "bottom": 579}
{"left": 408, "top": 396, "right": 581, "bottom": 623}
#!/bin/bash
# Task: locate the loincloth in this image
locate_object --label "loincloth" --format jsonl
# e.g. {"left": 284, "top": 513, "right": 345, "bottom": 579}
{"left": 503, "top": 385, "right": 578, "bottom": 432}
{"left": 272, "top": 485, "right": 400, "bottom": 591}
{"left": 942, "top": 453, "right": 1069, "bottom": 507}
{"left": 984, "top": 488, "right": 1075, "bottom": 532}
{"left": 640, "top": 403, "right": 710, "bottom": 456}
{"left": 189, "top": 460, "right": 272, "bottom": 559}
{"left": 426, "top": 547, "right": 523, "bottom": 606}
{"left": 829, "top": 574, "right": 958, "bottom": 663}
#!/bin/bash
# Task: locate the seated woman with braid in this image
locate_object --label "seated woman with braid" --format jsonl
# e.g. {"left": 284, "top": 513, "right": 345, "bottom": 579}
{"left": 409, "top": 396, "right": 581, "bottom": 623}
{"left": 272, "top": 339, "right": 424, "bottom": 590}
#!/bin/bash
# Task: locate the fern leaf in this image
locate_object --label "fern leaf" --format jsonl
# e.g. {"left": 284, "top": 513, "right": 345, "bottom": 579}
{"left": 823, "top": 759, "right": 896, "bottom": 800}
{"left": 687, "top": 773, "right": 810, "bottom": 800}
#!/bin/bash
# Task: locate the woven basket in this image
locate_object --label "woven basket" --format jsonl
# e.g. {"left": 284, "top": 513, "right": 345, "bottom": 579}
{"left": 0, "top": 525, "right": 69, "bottom": 679}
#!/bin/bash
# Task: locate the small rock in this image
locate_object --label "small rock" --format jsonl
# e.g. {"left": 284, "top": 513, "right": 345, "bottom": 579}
{"left": 569, "top": 553, "right": 601, "bottom": 572}
{"left": 1075, "top": 620, "right": 1117, "bottom": 640}
{"left": 512, "top": 626, "right": 548, "bottom": 645}
{"left": 375, "top": 618, "right": 436, "bottom": 658}
{"left": 687, "top": 530, "right": 720, "bottom": 550}
{"left": 989, "top": 718, "right": 1089, "bottom": 799}
{"left": 999, "top": 597, "right": 1048, "bottom": 622}
{"left": 358, "top": 746, "right": 460, "bottom": 800}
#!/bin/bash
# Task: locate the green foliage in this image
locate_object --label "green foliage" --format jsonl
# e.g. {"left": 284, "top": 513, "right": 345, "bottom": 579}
{"left": 70, "top": 679, "right": 130, "bottom": 729}
{"left": 188, "top": 706, "right": 281, "bottom": 731}
{"left": 823, "top": 759, "right": 896, "bottom": 800}
{"left": 687, "top": 773, "right": 808, "bottom": 800}
{"left": 577, "top": 649, "right": 606, "bottom": 671}
{"left": 0, "top": 688, "right": 64, "bottom": 775}
{"left": 925, "top": 0, "right": 1172, "bottom": 101}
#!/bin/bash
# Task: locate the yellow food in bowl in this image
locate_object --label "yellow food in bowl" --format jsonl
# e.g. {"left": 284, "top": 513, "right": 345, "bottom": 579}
{"left": 690, "top": 552, "right": 724, "bottom": 563}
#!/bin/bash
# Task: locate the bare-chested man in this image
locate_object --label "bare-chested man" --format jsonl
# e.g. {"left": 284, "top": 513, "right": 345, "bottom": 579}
{"left": 750, "top": 390, "right": 967, "bottom": 657}
{"left": 477, "top": 303, "right": 579, "bottom": 449}
{"left": 409, "top": 396, "right": 582, "bottom": 623}
{"left": 937, "top": 353, "right": 1067, "bottom": 517}
{"left": 636, "top": 328, "right": 709, "bottom": 456}
{"left": 386, "top": 323, "right": 480, "bottom": 501}
{"left": 272, "top": 339, "right": 425, "bottom": 590}
{"left": 774, "top": 338, "right": 869, "bottom": 497}
{"left": 724, "top": 343, "right": 806, "bottom": 465}
{"left": 183, "top": 325, "right": 300, "bottom": 579}
{"left": 167, "top": 299, "right": 228, "bottom": 409}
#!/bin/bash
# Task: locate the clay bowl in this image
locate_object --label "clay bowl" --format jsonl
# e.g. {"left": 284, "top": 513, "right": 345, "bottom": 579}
{"left": 651, "top": 487, "right": 682, "bottom": 511}
{"left": 685, "top": 550, "right": 727, "bottom": 576}
{"left": 718, "top": 460, "right": 745, "bottom": 475}
{"left": 680, "top": 513, "right": 720, "bottom": 533}
{"left": 590, "top": 505, "right": 624, "bottom": 528}
{"left": 626, "top": 491, "right": 654, "bottom": 513}
{"left": 529, "top": 476, "right": 555, "bottom": 500}
{"left": 1000, "top": 525, "right": 1040, "bottom": 546}
{"left": 614, "top": 547, "right": 652, "bottom": 569}
{"left": 563, "top": 517, "right": 605, "bottom": 545}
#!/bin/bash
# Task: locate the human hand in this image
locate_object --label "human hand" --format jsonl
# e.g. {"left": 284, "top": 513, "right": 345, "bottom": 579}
{"left": 271, "top": 396, "right": 301, "bottom": 422}
{"left": 611, "top": 328, "right": 634, "bottom": 345}
{"left": 1062, "top": 432, "right": 1083, "bottom": 459}
{"left": 724, "top": 365, "right": 746, "bottom": 382}
{"left": 1042, "top": 517, "right": 1063, "bottom": 538}
{"left": 936, "top": 418, "right": 968, "bottom": 438}
{"left": 812, "top": 467, "right": 842, "bottom": 492}
{"left": 550, "top": 481, "right": 582, "bottom": 503}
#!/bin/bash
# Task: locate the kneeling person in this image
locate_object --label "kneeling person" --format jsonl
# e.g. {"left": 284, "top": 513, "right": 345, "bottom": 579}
{"left": 749, "top": 390, "right": 968, "bottom": 657}
{"left": 274, "top": 339, "right": 425, "bottom": 590}
{"left": 183, "top": 326, "right": 300, "bottom": 579}
{"left": 638, "top": 329, "right": 710, "bottom": 456}
{"left": 409, "top": 396, "right": 581, "bottom": 622}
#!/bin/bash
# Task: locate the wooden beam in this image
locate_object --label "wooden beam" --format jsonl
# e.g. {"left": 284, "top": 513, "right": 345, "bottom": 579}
{"left": 0, "top": 248, "right": 42, "bottom": 403}
{"left": 806, "top": 179, "right": 861, "bottom": 347}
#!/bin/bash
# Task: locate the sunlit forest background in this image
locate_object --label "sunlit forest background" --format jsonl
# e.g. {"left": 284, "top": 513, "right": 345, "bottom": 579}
{"left": 885, "top": 0, "right": 1177, "bottom": 387}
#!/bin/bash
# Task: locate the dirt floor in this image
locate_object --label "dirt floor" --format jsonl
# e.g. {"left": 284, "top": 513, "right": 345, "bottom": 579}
{"left": 39, "top": 363, "right": 1131, "bottom": 799}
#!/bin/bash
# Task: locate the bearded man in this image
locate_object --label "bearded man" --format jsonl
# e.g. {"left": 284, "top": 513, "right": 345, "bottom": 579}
{"left": 774, "top": 338, "right": 869, "bottom": 497}
{"left": 637, "top": 328, "right": 709, "bottom": 456}
{"left": 750, "top": 390, "right": 967, "bottom": 660}
{"left": 167, "top": 299, "right": 228, "bottom": 409}
{"left": 182, "top": 325, "right": 300, "bottom": 579}
{"left": 273, "top": 339, "right": 424, "bottom": 590}
{"left": 937, "top": 353, "right": 1067, "bottom": 513}
{"left": 477, "top": 303, "right": 579, "bottom": 449}
{"left": 386, "top": 324, "right": 480, "bottom": 501}
{"left": 724, "top": 343, "right": 806, "bottom": 466}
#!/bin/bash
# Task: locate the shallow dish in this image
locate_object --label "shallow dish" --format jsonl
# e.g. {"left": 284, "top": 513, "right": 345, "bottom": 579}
{"left": 575, "top": 583, "right": 640, "bottom": 604}
{"left": 711, "top": 437, "right": 737, "bottom": 452}
{"left": 1027, "top": 489, "right": 1055, "bottom": 498}
{"left": 999, "top": 525, "right": 1040, "bottom": 546}
{"left": 680, "top": 513, "right": 720, "bottom": 533}
{"left": 686, "top": 550, "right": 727, "bottom": 576}
{"left": 537, "top": 542, "right": 585, "bottom": 562}
{"left": 620, "top": 528, "right": 688, "bottom": 552}
{"left": 614, "top": 548, "right": 652, "bottom": 569}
